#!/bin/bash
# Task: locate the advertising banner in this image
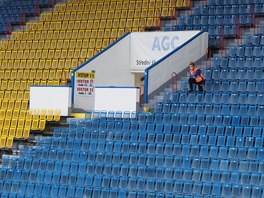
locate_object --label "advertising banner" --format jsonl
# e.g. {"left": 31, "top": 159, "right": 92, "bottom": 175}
{"left": 130, "top": 31, "right": 200, "bottom": 71}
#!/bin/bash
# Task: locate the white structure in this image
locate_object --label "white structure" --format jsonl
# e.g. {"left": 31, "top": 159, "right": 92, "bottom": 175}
{"left": 30, "top": 86, "right": 72, "bottom": 116}
{"left": 72, "top": 31, "right": 208, "bottom": 111}
{"left": 94, "top": 86, "right": 140, "bottom": 112}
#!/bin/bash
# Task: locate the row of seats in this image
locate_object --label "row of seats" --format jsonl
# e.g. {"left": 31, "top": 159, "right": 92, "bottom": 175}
{"left": 0, "top": 184, "right": 261, "bottom": 198}
{"left": 164, "top": 91, "right": 264, "bottom": 105}
{"left": 9, "top": 29, "right": 125, "bottom": 41}
{"left": 193, "top": 4, "right": 263, "bottom": 16}
{"left": 0, "top": 38, "right": 113, "bottom": 50}
{"left": 69, "top": 114, "right": 264, "bottom": 130}
{"left": 205, "top": 68, "right": 264, "bottom": 80}
{"left": 177, "top": 14, "right": 254, "bottom": 28}
{"left": 1, "top": 164, "right": 264, "bottom": 190}
{"left": 0, "top": 69, "right": 70, "bottom": 80}
{"left": 226, "top": 45, "right": 264, "bottom": 57}
{"left": 40, "top": 9, "right": 167, "bottom": 21}
{"left": 207, "top": 0, "right": 263, "bottom": 5}
{"left": 0, "top": 59, "right": 81, "bottom": 70}
{"left": 62, "top": 123, "right": 264, "bottom": 141}
{"left": 156, "top": 102, "right": 264, "bottom": 115}
{"left": 52, "top": 0, "right": 183, "bottom": 12}
{"left": 35, "top": 136, "right": 264, "bottom": 158}
{"left": 0, "top": 48, "right": 104, "bottom": 60}
{"left": 203, "top": 80, "right": 264, "bottom": 93}
{"left": 210, "top": 56, "right": 264, "bottom": 68}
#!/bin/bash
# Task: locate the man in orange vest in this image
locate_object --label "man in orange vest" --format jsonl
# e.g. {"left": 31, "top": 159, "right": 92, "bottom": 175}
{"left": 188, "top": 62, "right": 205, "bottom": 92}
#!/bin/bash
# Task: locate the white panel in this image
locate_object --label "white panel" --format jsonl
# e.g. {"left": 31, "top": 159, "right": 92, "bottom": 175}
{"left": 73, "top": 34, "right": 133, "bottom": 111}
{"left": 94, "top": 87, "right": 139, "bottom": 112}
{"left": 130, "top": 31, "right": 200, "bottom": 71}
{"left": 147, "top": 32, "right": 208, "bottom": 96}
{"left": 30, "top": 86, "right": 72, "bottom": 116}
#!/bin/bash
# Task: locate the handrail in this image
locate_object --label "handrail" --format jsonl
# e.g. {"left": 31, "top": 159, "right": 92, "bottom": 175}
{"left": 206, "top": 48, "right": 212, "bottom": 69}
{"left": 171, "top": 72, "right": 177, "bottom": 92}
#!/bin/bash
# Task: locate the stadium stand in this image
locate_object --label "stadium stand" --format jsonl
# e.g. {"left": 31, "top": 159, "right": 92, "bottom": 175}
{"left": 0, "top": 0, "right": 189, "bottom": 148}
{"left": 0, "top": 0, "right": 263, "bottom": 197}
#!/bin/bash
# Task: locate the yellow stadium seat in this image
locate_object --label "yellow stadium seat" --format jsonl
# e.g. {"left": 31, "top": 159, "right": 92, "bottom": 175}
{"left": 38, "top": 40, "right": 45, "bottom": 49}
{"left": 116, "top": 1, "right": 122, "bottom": 9}
{"left": 128, "top": 10, "right": 135, "bottom": 18}
{"left": 18, "top": 119, "right": 25, "bottom": 129}
{"left": 41, "top": 49, "right": 48, "bottom": 59}
{"left": 51, "top": 60, "right": 58, "bottom": 69}
{"left": 1, "top": 60, "right": 7, "bottom": 69}
{"left": 48, "top": 49, "right": 55, "bottom": 59}
{"left": 4, "top": 90, "right": 11, "bottom": 99}
{"left": 31, "top": 118, "right": 39, "bottom": 130}
{"left": 46, "top": 59, "right": 52, "bottom": 68}
{"left": 16, "top": 91, "right": 24, "bottom": 101}
{"left": 11, "top": 119, "right": 18, "bottom": 128}
{"left": 23, "top": 127, "right": 30, "bottom": 139}
{"left": 4, "top": 118, "right": 11, "bottom": 128}
{"left": 63, "top": 39, "right": 69, "bottom": 49}
{"left": 58, "top": 59, "right": 65, "bottom": 69}
{"left": 19, "top": 59, "right": 26, "bottom": 69}
{"left": 13, "top": 60, "right": 20, "bottom": 69}
{"left": 54, "top": 49, "right": 61, "bottom": 59}
{"left": 16, "top": 128, "right": 23, "bottom": 139}
{"left": 54, "top": 109, "right": 61, "bottom": 122}
{"left": 10, "top": 90, "right": 17, "bottom": 100}
{"left": 9, "top": 127, "right": 16, "bottom": 137}
{"left": 0, "top": 70, "right": 3, "bottom": 79}
{"left": 91, "top": 29, "right": 98, "bottom": 39}
{"left": 183, "top": 0, "right": 191, "bottom": 8}
{"left": 36, "top": 69, "right": 43, "bottom": 80}
{"left": 49, "top": 70, "right": 56, "bottom": 80}
{"left": 1, "top": 80, "right": 7, "bottom": 89}
{"left": 10, "top": 70, "right": 17, "bottom": 80}
{"left": 29, "top": 69, "right": 36, "bottom": 80}
{"left": 8, "top": 100, "right": 14, "bottom": 109}
{"left": 2, "top": 128, "right": 8, "bottom": 137}
{"left": 96, "top": 29, "right": 104, "bottom": 38}
{"left": 121, "top": 9, "right": 128, "bottom": 18}
{"left": 7, "top": 80, "right": 14, "bottom": 90}
{"left": 5, "top": 136, "right": 13, "bottom": 148}
{"left": 65, "top": 59, "right": 72, "bottom": 69}
{"left": 82, "top": 11, "right": 89, "bottom": 20}
{"left": 21, "top": 100, "right": 28, "bottom": 110}
{"left": 0, "top": 137, "right": 6, "bottom": 148}
{"left": 40, "top": 80, "right": 47, "bottom": 86}
{"left": 39, "top": 60, "right": 45, "bottom": 69}
{"left": 20, "top": 80, "right": 27, "bottom": 90}
{"left": 69, "top": 40, "right": 75, "bottom": 49}
{"left": 84, "top": 30, "right": 91, "bottom": 39}
{"left": 0, "top": 110, "right": 5, "bottom": 118}
{"left": 4, "top": 70, "right": 11, "bottom": 79}
{"left": 11, "top": 50, "right": 17, "bottom": 59}
{"left": 80, "top": 49, "right": 87, "bottom": 59}
{"left": 26, "top": 80, "right": 33, "bottom": 89}
{"left": 0, "top": 91, "right": 3, "bottom": 100}
{"left": 23, "top": 92, "right": 28, "bottom": 101}
{"left": 14, "top": 41, "right": 20, "bottom": 50}
{"left": 5, "top": 50, "right": 11, "bottom": 59}
{"left": 0, "top": 118, "right": 3, "bottom": 128}
{"left": 14, "top": 101, "right": 21, "bottom": 109}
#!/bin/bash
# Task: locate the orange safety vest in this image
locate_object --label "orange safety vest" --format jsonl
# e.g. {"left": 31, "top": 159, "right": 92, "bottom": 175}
{"left": 190, "top": 67, "right": 204, "bottom": 83}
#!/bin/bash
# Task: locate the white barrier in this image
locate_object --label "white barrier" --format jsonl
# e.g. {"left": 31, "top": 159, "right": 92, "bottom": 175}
{"left": 30, "top": 86, "right": 72, "bottom": 116}
{"left": 145, "top": 31, "right": 208, "bottom": 103}
{"left": 94, "top": 86, "right": 139, "bottom": 112}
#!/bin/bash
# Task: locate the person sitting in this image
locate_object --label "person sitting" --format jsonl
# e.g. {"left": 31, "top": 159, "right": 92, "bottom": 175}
{"left": 188, "top": 62, "right": 205, "bottom": 92}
